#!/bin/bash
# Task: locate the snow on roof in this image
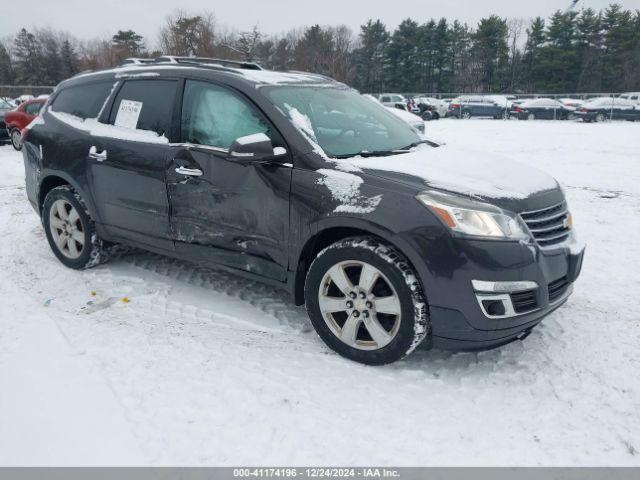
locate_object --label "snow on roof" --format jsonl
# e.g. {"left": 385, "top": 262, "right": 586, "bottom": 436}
{"left": 72, "top": 63, "right": 334, "bottom": 86}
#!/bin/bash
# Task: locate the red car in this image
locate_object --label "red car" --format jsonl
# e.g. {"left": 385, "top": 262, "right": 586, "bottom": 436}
{"left": 5, "top": 98, "right": 46, "bottom": 150}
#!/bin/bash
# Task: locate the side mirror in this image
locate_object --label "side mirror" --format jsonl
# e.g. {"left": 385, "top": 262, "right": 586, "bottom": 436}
{"left": 229, "top": 133, "right": 287, "bottom": 163}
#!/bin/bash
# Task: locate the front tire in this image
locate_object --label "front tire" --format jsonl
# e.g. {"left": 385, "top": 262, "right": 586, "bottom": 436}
{"left": 10, "top": 128, "right": 22, "bottom": 151}
{"left": 305, "top": 237, "right": 429, "bottom": 365}
{"left": 43, "top": 185, "right": 112, "bottom": 269}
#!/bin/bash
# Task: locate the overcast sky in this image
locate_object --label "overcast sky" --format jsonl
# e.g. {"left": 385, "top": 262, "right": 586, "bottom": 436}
{"left": 4, "top": 0, "right": 640, "bottom": 46}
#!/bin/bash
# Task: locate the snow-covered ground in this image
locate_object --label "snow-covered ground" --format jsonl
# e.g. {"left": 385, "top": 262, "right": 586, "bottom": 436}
{"left": 1, "top": 119, "right": 639, "bottom": 466}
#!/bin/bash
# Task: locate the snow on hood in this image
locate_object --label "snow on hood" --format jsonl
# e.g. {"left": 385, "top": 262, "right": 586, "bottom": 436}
{"left": 344, "top": 145, "right": 559, "bottom": 200}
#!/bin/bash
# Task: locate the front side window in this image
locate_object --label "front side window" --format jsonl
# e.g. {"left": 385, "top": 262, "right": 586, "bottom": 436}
{"left": 264, "top": 86, "right": 421, "bottom": 158}
{"left": 181, "top": 80, "right": 270, "bottom": 149}
{"left": 51, "top": 81, "right": 114, "bottom": 119}
{"left": 109, "top": 80, "right": 178, "bottom": 135}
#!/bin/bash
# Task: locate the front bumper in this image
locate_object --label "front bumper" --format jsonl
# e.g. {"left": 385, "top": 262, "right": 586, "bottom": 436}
{"left": 397, "top": 228, "right": 585, "bottom": 350}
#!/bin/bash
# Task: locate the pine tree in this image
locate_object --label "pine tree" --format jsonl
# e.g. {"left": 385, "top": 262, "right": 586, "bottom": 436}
{"left": 522, "top": 17, "right": 545, "bottom": 92}
{"left": 0, "top": 42, "right": 13, "bottom": 84}
{"left": 13, "top": 28, "right": 46, "bottom": 84}
{"left": 385, "top": 19, "right": 421, "bottom": 92}
{"left": 575, "top": 8, "right": 603, "bottom": 92}
{"left": 471, "top": 16, "right": 509, "bottom": 92}
{"left": 353, "top": 20, "right": 390, "bottom": 93}
{"left": 59, "top": 39, "right": 78, "bottom": 79}
{"left": 111, "top": 29, "right": 145, "bottom": 63}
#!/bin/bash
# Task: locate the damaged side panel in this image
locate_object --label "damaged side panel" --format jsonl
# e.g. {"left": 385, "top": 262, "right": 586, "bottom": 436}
{"left": 167, "top": 147, "right": 292, "bottom": 281}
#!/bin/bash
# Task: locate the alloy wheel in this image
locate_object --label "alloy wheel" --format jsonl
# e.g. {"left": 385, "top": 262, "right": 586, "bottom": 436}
{"left": 11, "top": 129, "right": 22, "bottom": 150}
{"left": 48, "top": 199, "right": 85, "bottom": 259}
{"left": 318, "top": 260, "right": 402, "bottom": 351}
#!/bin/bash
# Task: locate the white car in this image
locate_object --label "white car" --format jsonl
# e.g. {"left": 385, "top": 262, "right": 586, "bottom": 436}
{"left": 413, "top": 96, "right": 448, "bottom": 119}
{"left": 377, "top": 93, "right": 408, "bottom": 110}
{"left": 363, "top": 94, "right": 425, "bottom": 133}
{"left": 619, "top": 92, "right": 640, "bottom": 104}
{"left": 386, "top": 107, "right": 425, "bottom": 133}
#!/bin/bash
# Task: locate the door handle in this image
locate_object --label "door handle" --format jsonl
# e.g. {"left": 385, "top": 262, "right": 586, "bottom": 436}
{"left": 175, "top": 166, "right": 203, "bottom": 177}
{"left": 88, "top": 146, "right": 107, "bottom": 162}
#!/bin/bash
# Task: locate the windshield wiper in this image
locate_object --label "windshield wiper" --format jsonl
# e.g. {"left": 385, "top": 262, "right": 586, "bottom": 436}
{"left": 333, "top": 149, "right": 411, "bottom": 159}
{"left": 401, "top": 139, "right": 440, "bottom": 149}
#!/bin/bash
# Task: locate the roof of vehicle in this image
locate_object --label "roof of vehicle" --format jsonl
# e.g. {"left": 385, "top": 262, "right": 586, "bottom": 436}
{"left": 66, "top": 56, "right": 342, "bottom": 89}
{"left": 583, "top": 97, "right": 635, "bottom": 107}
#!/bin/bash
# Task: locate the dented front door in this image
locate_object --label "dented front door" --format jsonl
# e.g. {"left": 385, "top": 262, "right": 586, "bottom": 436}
{"left": 166, "top": 145, "right": 292, "bottom": 281}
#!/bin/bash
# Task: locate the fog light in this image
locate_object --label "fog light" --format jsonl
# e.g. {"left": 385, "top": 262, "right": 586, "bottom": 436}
{"left": 482, "top": 299, "right": 506, "bottom": 316}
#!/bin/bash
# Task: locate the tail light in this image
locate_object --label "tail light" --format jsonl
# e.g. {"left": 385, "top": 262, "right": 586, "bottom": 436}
{"left": 450, "top": 103, "right": 460, "bottom": 109}
{"left": 514, "top": 106, "right": 522, "bottom": 112}
{"left": 580, "top": 108, "right": 588, "bottom": 113}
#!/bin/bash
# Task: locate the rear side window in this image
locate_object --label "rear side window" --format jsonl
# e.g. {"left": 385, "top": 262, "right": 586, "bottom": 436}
{"left": 51, "top": 81, "right": 114, "bottom": 119}
{"left": 25, "top": 102, "right": 44, "bottom": 115}
{"left": 109, "top": 80, "right": 178, "bottom": 136}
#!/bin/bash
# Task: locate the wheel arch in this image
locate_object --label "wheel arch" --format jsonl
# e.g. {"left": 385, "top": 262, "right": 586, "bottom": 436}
{"left": 38, "top": 170, "right": 100, "bottom": 223}
{"left": 291, "top": 218, "right": 428, "bottom": 306}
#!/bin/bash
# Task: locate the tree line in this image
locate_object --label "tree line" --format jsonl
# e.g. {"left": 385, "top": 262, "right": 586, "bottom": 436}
{"left": 1, "top": 4, "right": 639, "bottom": 94}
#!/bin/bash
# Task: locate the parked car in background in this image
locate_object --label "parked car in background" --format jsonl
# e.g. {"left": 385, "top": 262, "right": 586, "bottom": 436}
{"left": 23, "top": 57, "right": 584, "bottom": 364}
{"left": 0, "top": 97, "right": 13, "bottom": 142}
{"left": 413, "top": 96, "right": 448, "bottom": 120}
{"left": 364, "top": 94, "right": 426, "bottom": 133}
{"left": 386, "top": 105, "right": 426, "bottom": 133}
{"left": 511, "top": 98, "right": 576, "bottom": 120}
{"left": 484, "top": 95, "right": 514, "bottom": 110}
{"left": 619, "top": 92, "right": 640, "bottom": 104}
{"left": 560, "top": 98, "right": 584, "bottom": 109}
{"left": 575, "top": 97, "right": 640, "bottom": 122}
{"left": 4, "top": 98, "right": 46, "bottom": 150}
{"left": 445, "top": 95, "right": 510, "bottom": 119}
{"left": 378, "top": 93, "right": 409, "bottom": 111}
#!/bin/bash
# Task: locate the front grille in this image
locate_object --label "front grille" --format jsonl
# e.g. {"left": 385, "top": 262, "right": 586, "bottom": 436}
{"left": 548, "top": 276, "right": 570, "bottom": 303}
{"left": 520, "top": 202, "right": 570, "bottom": 247}
{"left": 510, "top": 289, "right": 538, "bottom": 313}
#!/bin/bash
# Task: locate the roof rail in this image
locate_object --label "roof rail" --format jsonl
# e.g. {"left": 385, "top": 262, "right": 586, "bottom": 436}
{"left": 120, "top": 58, "right": 156, "bottom": 65}
{"left": 156, "top": 56, "right": 263, "bottom": 70}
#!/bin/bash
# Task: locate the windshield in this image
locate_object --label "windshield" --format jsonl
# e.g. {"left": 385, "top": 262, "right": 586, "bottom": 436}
{"left": 264, "top": 86, "right": 422, "bottom": 158}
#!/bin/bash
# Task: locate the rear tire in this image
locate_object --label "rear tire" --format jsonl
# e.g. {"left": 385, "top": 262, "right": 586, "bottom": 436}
{"left": 42, "top": 185, "right": 112, "bottom": 270}
{"left": 527, "top": 113, "right": 536, "bottom": 121}
{"left": 305, "top": 237, "right": 429, "bottom": 365}
{"left": 595, "top": 113, "right": 606, "bottom": 123}
{"left": 461, "top": 110, "right": 471, "bottom": 119}
{"left": 10, "top": 128, "right": 22, "bottom": 151}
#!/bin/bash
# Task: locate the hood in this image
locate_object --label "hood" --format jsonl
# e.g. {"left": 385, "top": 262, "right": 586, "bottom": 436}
{"left": 344, "top": 145, "right": 560, "bottom": 210}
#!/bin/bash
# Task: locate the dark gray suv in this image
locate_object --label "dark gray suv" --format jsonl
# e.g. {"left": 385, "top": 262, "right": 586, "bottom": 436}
{"left": 21, "top": 57, "right": 585, "bottom": 365}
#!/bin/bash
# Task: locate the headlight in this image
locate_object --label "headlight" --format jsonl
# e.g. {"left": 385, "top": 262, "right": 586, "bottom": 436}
{"left": 416, "top": 190, "right": 530, "bottom": 240}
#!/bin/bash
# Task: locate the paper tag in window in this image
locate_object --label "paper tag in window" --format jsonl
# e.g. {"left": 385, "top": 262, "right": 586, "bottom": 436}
{"left": 114, "top": 99, "right": 143, "bottom": 129}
